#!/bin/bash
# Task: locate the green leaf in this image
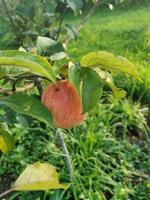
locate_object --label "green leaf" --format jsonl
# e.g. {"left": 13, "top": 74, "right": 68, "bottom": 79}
{"left": 94, "top": 68, "right": 126, "bottom": 98}
{"left": 64, "top": 24, "right": 78, "bottom": 39}
{"left": 66, "top": 0, "right": 83, "bottom": 12}
{"left": 0, "top": 128, "right": 15, "bottom": 154}
{"left": 0, "top": 66, "right": 25, "bottom": 78}
{"left": 14, "top": 162, "right": 70, "bottom": 191}
{"left": 82, "top": 68, "right": 102, "bottom": 113}
{"left": 50, "top": 52, "right": 67, "bottom": 61}
{"left": 36, "top": 36, "right": 56, "bottom": 55}
{"left": 68, "top": 63, "right": 82, "bottom": 92}
{"left": 0, "top": 94, "right": 52, "bottom": 125}
{"left": 36, "top": 36, "right": 64, "bottom": 56}
{"left": 0, "top": 50, "right": 56, "bottom": 82}
{"left": 43, "top": 0, "right": 57, "bottom": 14}
{"left": 80, "top": 51, "right": 140, "bottom": 80}
{"left": 109, "top": 85, "right": 126, "bottom": 98}
{"left": 15, "top": 0, "right": 34, "bottom": 19}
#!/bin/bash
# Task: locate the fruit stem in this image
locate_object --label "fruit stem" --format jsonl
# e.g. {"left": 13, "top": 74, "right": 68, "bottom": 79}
{"left": 55, "top": 128, "right": 74, "bottom": 181}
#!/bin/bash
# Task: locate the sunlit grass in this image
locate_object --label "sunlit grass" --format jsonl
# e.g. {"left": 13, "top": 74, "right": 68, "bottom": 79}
{"left": 66, "top": 5, "right": 150, "bottom": 103}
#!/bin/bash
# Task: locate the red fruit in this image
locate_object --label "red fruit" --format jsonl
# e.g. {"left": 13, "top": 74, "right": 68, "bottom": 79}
{"left": 41, "top": 80, "right": 85, "bottom": 128}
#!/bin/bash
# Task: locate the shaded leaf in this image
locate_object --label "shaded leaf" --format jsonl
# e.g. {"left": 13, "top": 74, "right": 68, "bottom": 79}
{"left": 36, "top": 36, "right": 56, "bottom": 54}
{"left": 68, "top": 63, "right": 82, "bottom": 92}
{"left": 66, "top": 0, "right": 83, "bottom": 12}
{"left": 14, "top": 162, "right": 70, "bottom": 191}
{"left": 36, "top": 36, "right": 64, "bottom": 56}
{"left": 15, "top": 0, "right": 34, "bottom": 18}
{"left": 47, "top": 42, "right": 64, "bottom": 55}
{"left": 43, "top": 0, "right": 57, "bottom": 14}
{"left": 82, "top": 68, "right": 102, "bottom": 113}
{"left": 80, "top": 51, "right": 140, "bottom": 80}
{"left": 60, "top": 64, "right": 69, "bottom": 76}
{"left": 0, "top": 94, "right": 52, "bottom": 125}
{"left": 0, "top": 50, "right": 56, "bottom": 82}
{"left": 0, "top": 128, "right": 15, "bottom": 154}
{"left": 95, "top": 68, "right": 126, "bottom": 98}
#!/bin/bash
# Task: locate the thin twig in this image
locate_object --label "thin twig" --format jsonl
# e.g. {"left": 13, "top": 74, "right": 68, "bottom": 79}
{"left": 77, "top": 0, "right": 101, "bottom": 32}
{"left": 0, "top": 73, "right": 50, "bottom": 97}
{"left": 0, "top": 188, "right": 14, "bottom": 198}
{"left": 55, "top": 128, "right": 74, "bottom": 181}
{"left": 32, "top": 77, "right": 43, "bottom": 96}
{"left": 55, "top": 6, "right": 68, "bottom": 41}
{"left": 64, "top": 0, "right": 101, "bottom": 46}
{"left": 0, "top": 83, "right": 35, "bottom": 96}
{"left": 2, "top": 0, "right": 23, "bottom": 46}
{"left": 0, "top": 73, "right": 51, "bottom": 82}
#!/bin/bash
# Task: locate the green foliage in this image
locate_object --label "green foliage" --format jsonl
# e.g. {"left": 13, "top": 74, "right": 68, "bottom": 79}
{"left": 0, "top": 98, "right": 149, "bottom": 199}
{"left": 0, "top": 49, "right": 136, "bottom": 114}
{"left": 69, "top": 64, "right": 103, "bottom": 113}
{"left": 81, "top": 68, "right": 102, "bottom": 112}
{"left": 0, "top": 0, "right": 84, "bottom": 49}
{"left": 36, "top": 36, "right": 65, "bottom": 57}
{"left": 66, "top": 0, "right": 83, "bottom": 12}
{"left": 0, "top": 94, "right": 52, "bottom": 125}
{"left": 67, "top": 5, "right": 150, "bottom": 103}
{"left": 68, "top": 63, "right": 82, "bottom": 92}
{"left": 0, "top": 50, "right": 56, "bottom": 82}
{"left": 81, "top": 51, "right": 139, "bottom": 80}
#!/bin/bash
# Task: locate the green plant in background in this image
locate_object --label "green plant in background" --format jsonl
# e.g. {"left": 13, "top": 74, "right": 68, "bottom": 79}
{"left": 0, "top": 0, "right": 95, "bottom": 50}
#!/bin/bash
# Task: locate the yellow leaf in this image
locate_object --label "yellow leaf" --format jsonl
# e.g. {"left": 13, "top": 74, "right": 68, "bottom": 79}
{"left": 81, "top": 51, "right": 140, "bottom": 80}
{"left": 0, "top": 128, "right": 15, "bottom": 154}
{"left": 110, "top": 85, "right": 126, "bottom": 98}
{"left": 0, "top": 135, "right": 7, "bottom": 153}
{"left": 14, "top": 162, "right": 70, "bottom": 191}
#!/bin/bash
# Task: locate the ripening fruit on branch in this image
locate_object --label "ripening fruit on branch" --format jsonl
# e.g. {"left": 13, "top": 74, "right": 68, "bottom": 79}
{"left": 41, "top": 80, "right": 85, "bottom": 129}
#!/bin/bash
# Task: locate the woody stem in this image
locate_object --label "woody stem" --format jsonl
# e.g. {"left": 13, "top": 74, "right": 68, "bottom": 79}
{"left": 55, "top": 128, "right": 74, "bottom": 181}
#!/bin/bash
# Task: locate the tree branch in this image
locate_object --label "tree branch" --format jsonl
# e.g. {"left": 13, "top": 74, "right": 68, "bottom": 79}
{"left": 0, "top": 73, "right": 51, "bottom": 98}
{"left": 0, "top": 188, "right": 14, "bottom": 198}
{"left": 0, "top": 73, "right": 51, "bottom": 82}
{"left": 55, "top": 6, "right": 68, "bottom": 41}
{"left": 2, "top": 0, "right": 23, "bottom": 46}
{"left": 0, "top": 83, "right": 35, "bottom": 96}
{"left": 32, "top": 77, "right": 43, "bottom": 96}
